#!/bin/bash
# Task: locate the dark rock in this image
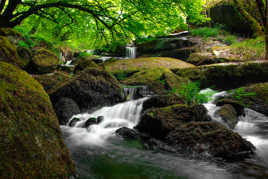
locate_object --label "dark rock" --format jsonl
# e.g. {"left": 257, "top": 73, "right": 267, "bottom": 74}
{"left": 158, "top": 47, "right": 196, "bottom": 60}
{"left": 210, "top": 3, "right": 254, "bottom": 36}
{"left": 69, "top": 117, "right": 81, "bottom": 127}
{"left": 115, "top": 127, "right": 139, "bottom": 140}
{"left": 50, "top": 67, "right": 124, "bottom": 112}
{"left": 142, "top": 95, "right": 184, "bottom": 112}
{"left": 215, "top": 104, "right": 239, "bottom": 129}
{"left": 216, "top": 98, "right": 245, "bottom": 116}
{"left": 83, "top": 118, "right": 98, "bottom": 128}
{"left": 97, "top": 116, "right": 104, "bottom": 123}
{"left": 54, "top": 97, "right": 80, "bottom": 125}
{"left": 166, "top": 122, "right": 255, "bottom": 160}
{"left": 136, "top": 104, "right": 211, "bottom": 140}
{"left": 74, "top": 57, "right": 100, "bottom": 74}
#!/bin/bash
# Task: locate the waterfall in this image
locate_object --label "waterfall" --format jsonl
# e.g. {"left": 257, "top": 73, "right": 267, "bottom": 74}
{"left": 126, "top": 47, "right": 137, "bottom": 59}
{"left": 123, "top": 86, "right": 152, "bottom": 100}
{"left": 63, "top": 97, "right": 149, "bottom": 146}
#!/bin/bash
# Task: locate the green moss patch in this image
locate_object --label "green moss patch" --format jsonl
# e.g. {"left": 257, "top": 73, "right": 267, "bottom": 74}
{"left": 0, "top": 62, "right": 75, "bottom": 178}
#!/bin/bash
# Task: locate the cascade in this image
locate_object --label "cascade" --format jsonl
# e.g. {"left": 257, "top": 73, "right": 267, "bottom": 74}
{"left": 126, "top": 47, "right": 137, "bottom": 59}
{"left": 64, "top": 97, "right": 148, "bottom": 145}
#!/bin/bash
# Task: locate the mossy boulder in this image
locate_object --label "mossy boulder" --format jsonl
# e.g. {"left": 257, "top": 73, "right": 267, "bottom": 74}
{"left": 136, "top": 104, "right": 210, "bottom": 139}
{"left": 166, "top": 122, "right": 255, "bottom": 160}
{"left": 187, "top": 52, "right": 232, "bottom": 66}
{"left": 50, "top": 67, "right": 124, "bottom": 116}
{"left": 29, "top": 48, "right": 60, "bottom": 74}
{"left": 74, "top": 57, "right": 100, "bottom": 74}
{"left": 0, "top": 62, "right": 75, "bottom": 178}
{"left": 0, "top": 36, "right": 29, "bottom": 68}
{"left": 174, "top": 61, "right": 268, "bottom": 90}
{"left": 105, "top": 57, "right": 195, "bottom": 75}
{"left": 215, "top": 104, "right": 239, "bottom": 129}
{"left": 33, "top": 71, "right": 72, "bottom": 94}
{"left": 209, "top": 0, "right": 262, "bottom": 36}
{"left": 122, "top": 67, "right": 188, "bottom": 95}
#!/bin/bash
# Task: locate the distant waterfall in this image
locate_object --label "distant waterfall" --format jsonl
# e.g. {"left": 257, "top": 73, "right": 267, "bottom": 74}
{"left": 126, "top": 47, "right": 137, "bottom": 59}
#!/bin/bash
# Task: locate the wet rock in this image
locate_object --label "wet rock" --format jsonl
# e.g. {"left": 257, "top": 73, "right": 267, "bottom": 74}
{"left": 166, "top": 121, "right": 255, "bottom": 160}
{"left": 136, "top": 104, "right": 211, "bottom": 140}
{"left": 216, "top": 98, "right": 245, "bottom": 116}
{"left": 142, "top": 95, "right": 184, "bottom": 112}
{"left": 83, "top": 118, "right": 98, "bottom": 128}
{"left": 50, "top": 67, "right": 124, "bottom": 112}
{"left": 115, "top": 127, "right": 139, "bottom": 140}
{"left": 54, "top": 97, "right": 80, "bottom": 125}
{"left": 97, "top": 116, "right": 104, "bottom": 123}
{"left": 69, "top": 117, "right": 81, "bottom": 127}
{"left": 215, "top": 104, "right": 239, "bottom": 129}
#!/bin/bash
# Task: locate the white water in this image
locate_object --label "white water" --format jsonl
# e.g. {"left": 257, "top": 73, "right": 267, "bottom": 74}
{"left": 126, "top": 47, "right": 137, "bottom": 59}
{"left": 203, "top": 89, "right": 268, "bottom": 163}
{"left": 62, "top": 97, "right": 148, "bottom": 146}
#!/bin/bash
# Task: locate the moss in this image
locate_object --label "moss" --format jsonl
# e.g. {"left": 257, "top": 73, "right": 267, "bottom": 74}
{"left": 74, "top": 57, "right": 100, "bottom": 74}
{"left": 122, "top": 67, "right": 188, "bottom": 95}
{"left": 30, "top": 48, "right": 59, "bottom": 74}
{"left": 0, "top": 62, "right": 75, "bottom": 178}
{"left": 0, "top": 36, "right": 28, "bottom": 68}
{"left": 105, "top": 57, "right": 195, "bottom": 74}
{"left": 33, "top": 71, "right": 72, "bottom": 94}
{"left": 174, "top": 61, "right": 268, "bottom": 90}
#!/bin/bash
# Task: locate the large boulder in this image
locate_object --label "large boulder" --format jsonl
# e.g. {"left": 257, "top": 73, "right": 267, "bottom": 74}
{"left": 0, "top": 62, "right": 75, "bottom": 178}
{"left": 50, "top": 67, "right": 124, "bottom": 112}
{"left": 136, "top": 104, "right": 210, "bottom": 139}
{"left": 209, "top": 0, "right": 262, "bottom": 36}
{"left": 74, "top": 57, "right": 100, "bottom": 74}
{"left": 166, "top": 122, "right": 255, "bottom": 160}
{"left": 29, "top": 48, "right": 60, "bottom": 74}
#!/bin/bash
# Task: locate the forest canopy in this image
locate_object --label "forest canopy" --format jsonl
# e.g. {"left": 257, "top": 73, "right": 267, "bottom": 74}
{"left": 0, "top": 0, "right": 207, "bottom": 49}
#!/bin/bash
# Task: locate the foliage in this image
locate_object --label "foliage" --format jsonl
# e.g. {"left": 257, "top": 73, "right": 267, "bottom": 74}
{"left": 172, "top": 81, "right": 215, "bottom": 105}
{"left": 0, "top": 0, "right": 208, "bottom": 51}
{"left": 232, "top": 87, "right": 256, "bottom": 100}
{"left": 190, "top": 27, "right": 220, "bottom": 38}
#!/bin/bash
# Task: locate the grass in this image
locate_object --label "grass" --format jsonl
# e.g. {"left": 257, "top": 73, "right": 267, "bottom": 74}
{"left": 190, "top": 27, "right": 221, "bottom": 38}
{"left": 230, "top": 36, "right": 265, "bottom": 60}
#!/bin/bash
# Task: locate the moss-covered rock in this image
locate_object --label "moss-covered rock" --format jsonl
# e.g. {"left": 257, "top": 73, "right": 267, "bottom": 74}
{"left": 174, "top": 61, "right": 268, "bottom": 90}
{"left": 0, "top": 36, "right": 29, "bottom": 68}
{"left": 33, "top": 71, "right": 72, "bottom": 94}
{"left": 166, "top": 122, "right": 255, "bottom": 160}
{"left": 50, "top": 67, "right": 124, "bottom": 113}
{"left": 209, "top": 0, "right": 262, "bottom": 36}
{"left": 74, "top": 57, "right": 100, "bottom": 74}
{"left": 122, "top": 68, "right": 188, "bottom": 95}
{"left": 136, "top": 104, "right": 210, "bottom": 139}
{"left": 0, "top": 62, "right": 75, "bottom": 178}
{"left": 29, "top": 48, "right": 60, "bottom": 74}
{"left": 187, "top": 52, "right": 234, "bottom": 66}
{"left": 215, "top": 104, "right": 239, "bottom": 129}
{"left": 105, "top": 57, "right": 195, "bottom": 75}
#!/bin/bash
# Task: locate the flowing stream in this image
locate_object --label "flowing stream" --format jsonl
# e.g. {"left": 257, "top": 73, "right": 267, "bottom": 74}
{"left": 61, "top": 89, "right": 268, "bottom": 179}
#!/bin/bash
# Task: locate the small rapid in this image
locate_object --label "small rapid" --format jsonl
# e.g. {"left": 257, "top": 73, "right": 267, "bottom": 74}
{"left": 62, "top": 96, "right": 148, "bottom": 146}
